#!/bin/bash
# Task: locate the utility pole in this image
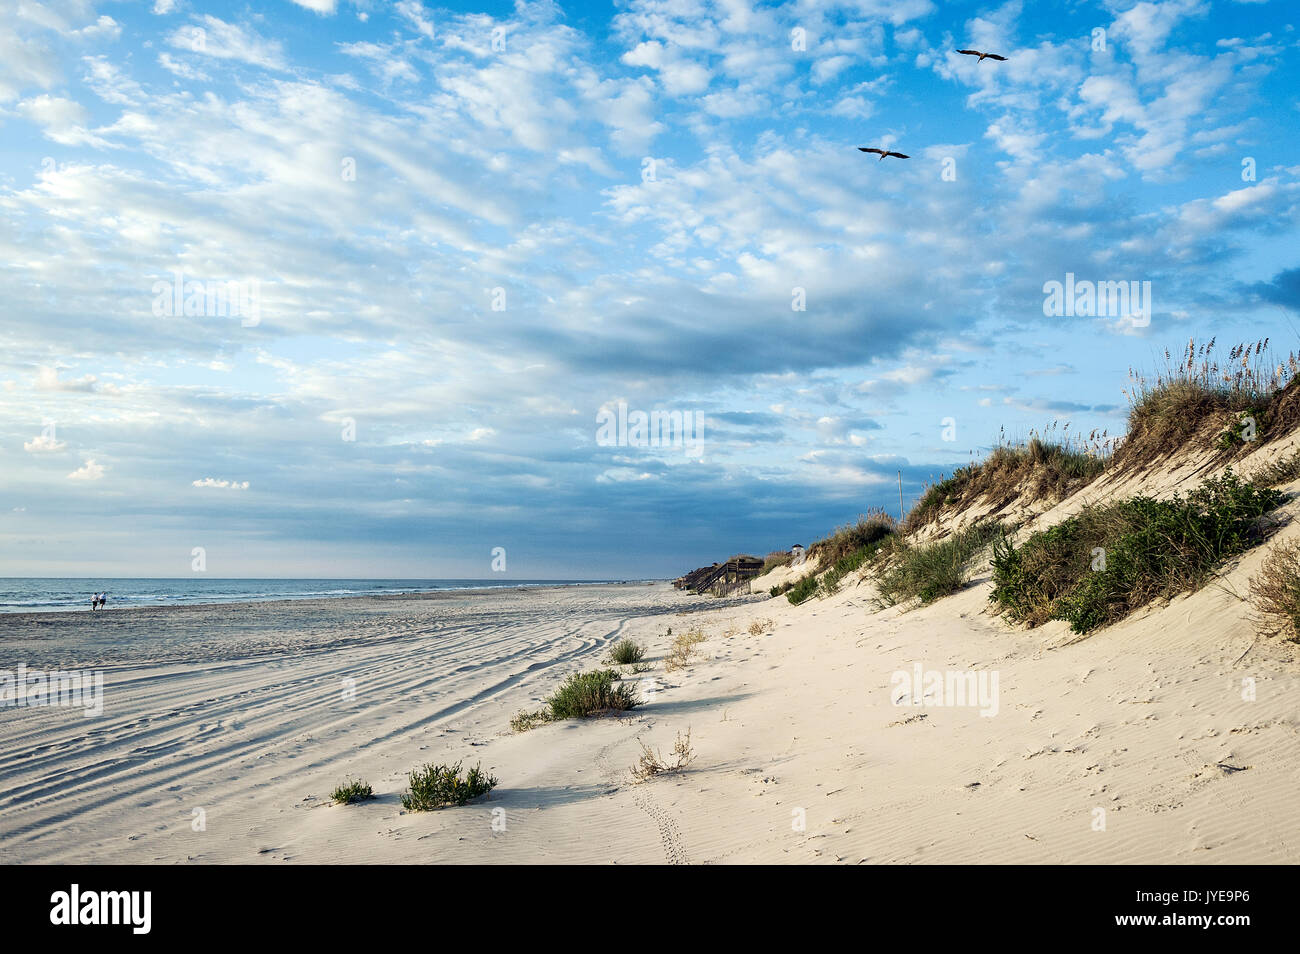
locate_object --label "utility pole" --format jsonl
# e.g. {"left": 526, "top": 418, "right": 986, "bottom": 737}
{"left": 898, "top": 470, "right": 904, "bottom": 521}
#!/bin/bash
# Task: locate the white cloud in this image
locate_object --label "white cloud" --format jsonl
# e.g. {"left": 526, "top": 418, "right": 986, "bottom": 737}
{"left": 166, "top": 15, "right": 287, "bottom": 71}
{"left": 36, "top": 367, "right": 98, "bottom": 392}
{"left": 395, "top": 1, "right": 436, "bottom": 38}
{"left": 16, "top": 94, "right": 107, "bottom": 146}
{"left": 24, "top": 433, "right": 67, "bottom": 453}
{"left": 192, "top": 477, "right": 251, "bottom": 489}
{"left": 68, "top": 460, "right": 105, "bottom": 481}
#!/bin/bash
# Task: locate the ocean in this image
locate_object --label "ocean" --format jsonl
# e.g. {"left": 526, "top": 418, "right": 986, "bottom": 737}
{"left": 0, "top": 578, "right": 619, "bottom": 614}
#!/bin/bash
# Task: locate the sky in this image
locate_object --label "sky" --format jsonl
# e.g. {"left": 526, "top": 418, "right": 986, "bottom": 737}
{"left": 1, "top": 0, "right": 1298, "bottom": 579}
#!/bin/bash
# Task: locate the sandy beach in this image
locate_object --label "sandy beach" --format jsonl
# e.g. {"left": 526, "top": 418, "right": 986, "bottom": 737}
{"left": 3, "top": 564, "right": 1296, "bottom": 864}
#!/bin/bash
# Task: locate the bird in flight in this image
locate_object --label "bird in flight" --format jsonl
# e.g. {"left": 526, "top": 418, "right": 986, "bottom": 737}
{"left": 956, "top": 49, "right": 1007, "bottom": 62}
{"left": 858, "top": 147, "right": 910, "bottom": 161}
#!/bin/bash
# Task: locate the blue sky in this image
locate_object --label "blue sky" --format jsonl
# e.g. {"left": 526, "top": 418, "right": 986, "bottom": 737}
{"left": 1, "top": 0, "right": 1297, "bottom": 579}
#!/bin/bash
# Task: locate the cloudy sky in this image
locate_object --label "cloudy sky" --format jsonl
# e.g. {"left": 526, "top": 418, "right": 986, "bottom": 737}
{"left": 1, "top": 0, "right": 1297, "bottom": 579}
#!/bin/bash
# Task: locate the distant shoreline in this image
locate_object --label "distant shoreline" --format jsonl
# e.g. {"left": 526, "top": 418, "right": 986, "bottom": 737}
{"left": 0, "top": 578, "right": 665, "bottom": 618}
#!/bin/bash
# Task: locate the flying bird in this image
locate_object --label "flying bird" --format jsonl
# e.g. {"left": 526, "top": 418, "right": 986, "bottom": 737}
{"left": 858, "top": 147, "right": 910, "bottom": 161}
{"left": 956, "top": 49, "right": 1007, "bottom": 62}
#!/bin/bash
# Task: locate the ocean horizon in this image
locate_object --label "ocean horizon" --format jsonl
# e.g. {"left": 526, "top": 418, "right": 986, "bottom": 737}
{"left": 0, "top": 577, "right": 643, "bottom": 614}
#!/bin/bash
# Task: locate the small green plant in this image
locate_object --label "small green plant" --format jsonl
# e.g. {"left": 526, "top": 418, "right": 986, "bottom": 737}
{"left": 608, "top": 638, "right": 646, "bottom": 665}
{"left": 1217, "top": 408, "right": 1263, "bottom": 450}
{"left": 546, "top": 669, "right": 640, "bottom": 718}
{"left": 400, "top": 761, "right": 497, "bottom": 811}
{"left": 511, "top": 708, "right": 552, "bottom": 732}
{"left": 331, "top": 778, "right": 374, "bottom": 805}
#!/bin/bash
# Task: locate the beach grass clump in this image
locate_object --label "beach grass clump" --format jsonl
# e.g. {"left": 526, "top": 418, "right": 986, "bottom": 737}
{"left": 875, "top": 521, "right": 1002, "bottom": 607}
{"left": 546, "top": 668, "right": 640, "bottom": 719}
{"left": 808, "top": 510, "right": 897, "bottom": 565}
{"left": 785, "top": 573, "right": 820, "bottom": 605}
{"left": 907, "top": 429, "right": 1108, "bottom": 531}
{"left": 1251, "top": 449, "right": 1300, "bottom": 487}
{"left": 1116, "top": 338, "right": 1300, "bottom": 469}
{"left": 630, "top": 728, "right": 695, "bottom": 782}
{"left": 510, "top": 708, "right": 552, "bottom": 732}
{"left": 1249, "top": 539, "right": 1300, "bottom": 643}
{"left": 331, "top": 778, "right": 374, "bottom": 805}
{"left": 747, "top": 618, "right": 773, "bottom": 636}
{"left": 820, "top": 533, "right": 898, "bottom": 596}
{"left": 769, "top": 580, "right": 794, "bottom": 597}
{"left": 400, "top": 761, "right": 497, "bottom": 811}
{"left": 991, "top": 470, "right": 1282, "bottom": 634}
{"left": 761, "top": 550, "right": 793, "bottom": 573}
{"left": 664, "top": 629, "right": 708, "bottom": 671}
{"left": 608, "top": 638, "right": 646, "bottom": 665}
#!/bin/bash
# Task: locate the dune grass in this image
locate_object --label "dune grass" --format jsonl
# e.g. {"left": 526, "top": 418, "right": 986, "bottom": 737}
{"left": 400, "top": 761, "right": 497, "bottom": 811}
{"left": 607, "top": 638, "right": 646, "bottom": 665}
{"left": 330, "top": 778, "right": 374, "bottom": 805}
{"left": 874, "top": 520, "right": 1002, "bottom": 606}
{"left": 809, "top": 510, "right": 898, "bottom": 564}
{"left": 818, "top": 534, "right": 896, "bottom": 597}
{"left": 1116, "top": 338, "right": 1300, "bottom": 469}
{"left": 907, "top": 431, "right": 1107, "bottom": 531}
{"left": 990, "top": 469, "right": 1282, "bottom": 634}
{"left": 1249, "top": 539, "right": 1300, "bottom": 643}
{"left": 785, "top": 573, "right": 820, "bottom": 605}
{"left": 664, "top": 628, "right": 708, "bottom": 671}
{"left": 546, "top": 668, "right": 640, "bottom": 718}
{"left": 761, "top": 550, "right": 793, "bottom": 573}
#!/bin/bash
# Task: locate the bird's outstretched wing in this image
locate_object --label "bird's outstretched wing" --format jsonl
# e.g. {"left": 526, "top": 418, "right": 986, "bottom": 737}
{"left": 956, "top": 49, "right": 981, "bottom": 56}
{"left": 889, "top": 152, "right": 911, "bottom": 159}
{"left": 984, "top": 53, "right": 1007, "bottom": 61}
{"left": 858, "top": 147, "right": 884, "bottom": 155}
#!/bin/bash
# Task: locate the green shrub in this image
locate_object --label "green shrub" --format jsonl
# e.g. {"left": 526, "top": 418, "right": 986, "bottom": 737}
{"left": 991, "top": 469, "right": 1282, "bottom": 634}
{"left": 608, "top": 638, "right": 646, "bottom": 665}
{"left": 546, "top": 669, "right": 640, "bottom": 719}
{"left": 401, "top": 761, "right": 497, "bottom": 811}
{"left": 331, "top": 778, "right": 374, "bottom": 805}
{"left": 786, "top": 573, "right": 820, "bottom": 605}
{"left": 875, "top": 521, "right": 1002, "bottom": 606}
